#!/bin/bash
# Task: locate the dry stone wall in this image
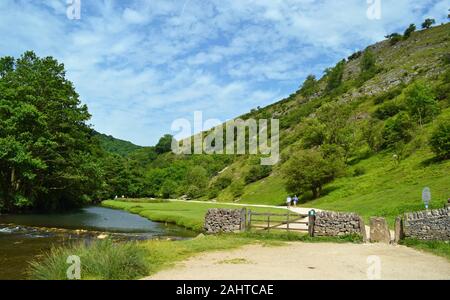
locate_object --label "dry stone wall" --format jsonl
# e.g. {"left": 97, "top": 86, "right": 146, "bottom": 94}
{"left": 204, "top": 208, "right": 243, "bottom": 234}
{"left": 403, "top": 207, "right": 449, "bottom": 240}
{"left": 313, "top": 211, "right": 365, "bottom": 238}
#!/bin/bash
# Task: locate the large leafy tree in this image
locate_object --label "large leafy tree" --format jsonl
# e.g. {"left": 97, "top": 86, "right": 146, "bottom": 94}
{"left": 0, "top": 51, "right": 102, "bottom": 212}
{"left": 282, "top": 149, "right": 345, "bottom": 199}
{"left": 404, "top": 81, "right": 439, "bottom": 126}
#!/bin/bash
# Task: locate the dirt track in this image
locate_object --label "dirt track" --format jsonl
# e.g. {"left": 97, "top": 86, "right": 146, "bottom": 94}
{"left": 145, "top": 242, "right": 450, "bottom": 280}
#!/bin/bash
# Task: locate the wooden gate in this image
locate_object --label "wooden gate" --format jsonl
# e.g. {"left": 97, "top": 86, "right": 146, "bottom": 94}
{"left": 247, "top": 210, "right": 313, "bottom": 234}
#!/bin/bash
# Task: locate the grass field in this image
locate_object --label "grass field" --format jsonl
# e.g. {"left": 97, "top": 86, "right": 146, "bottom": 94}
{"left": 400, "top": 239, "right": 450, "bottom": 260}
{"left": 102, "top": 199, "right": 290, "bottom": 231}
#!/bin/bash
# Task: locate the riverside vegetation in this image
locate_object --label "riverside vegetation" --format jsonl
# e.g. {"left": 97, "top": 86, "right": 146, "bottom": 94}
{"left": 2, "top": 19, "right": 450, "bottom": 279}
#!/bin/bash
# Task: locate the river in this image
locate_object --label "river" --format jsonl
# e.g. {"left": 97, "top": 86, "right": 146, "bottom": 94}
{"left": 0, "top": 206, "right": 196, "bottom": 280}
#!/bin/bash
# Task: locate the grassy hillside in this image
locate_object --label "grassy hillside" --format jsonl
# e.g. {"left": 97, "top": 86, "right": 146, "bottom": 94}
{"left": 108, "top": 22, "right": 450, "bottom": 225}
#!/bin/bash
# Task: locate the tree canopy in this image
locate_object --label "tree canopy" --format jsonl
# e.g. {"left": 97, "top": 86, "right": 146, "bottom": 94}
{"left": 0, "top": 51, "right": 102, "bottom": 212}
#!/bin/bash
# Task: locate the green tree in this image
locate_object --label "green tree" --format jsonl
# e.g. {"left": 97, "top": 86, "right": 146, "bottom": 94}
{"left": 362, "top": 118, "right": 384, "bottom": 152}
{"left": 404, "top": 81, "right": 439, "bottom": 126}
{"left": 282, "top": 149, "right": 345, "bottom": 199}
{"left": 299, "top": 75, "right": 319, "bottom": 97}
{"left": 160, "top": 180, "right": 177, "bottom": 199}
{"left": 244, "top": 164, "right": 272, "bottom": 184}
{"left": 385, "top": 33, "right": 402, "bottom": 45}
{"left": 360, "top": 48, "right": 376, "bottom": 73}
{"left": 325, "top": 60, "right": 345, "bottom": 92}
{"left": 0, "top": 51, "right": 102, "bottom": 212}
{"left": 183, "top": 166, "right": 208, "bottom": 198}
{"left": 382, "top": 112, "right": 414, "bottom": 148}
{"left": 301, "top": 118, "right": 327, "bottom": 148}
{"left": 229, "top": 181, "right": 245, "bottom": 198}
{"left": 403, "top": 24, "right": 416, "bottom": 39}
{"left": 430, "top": 119, "right": 450, "bottom": 160}
{"left": 421, "top": 18, "right": 435, "bottom": 29}
{"left": 155, "top": 134, "right": 174, "bottom": 154}
{"left": 359, "top": 48, "right": 378, "bottom": 83}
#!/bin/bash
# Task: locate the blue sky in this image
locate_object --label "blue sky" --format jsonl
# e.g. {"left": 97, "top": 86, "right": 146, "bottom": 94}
{"left": 0, "top": 0, "right": 448, "bottom": 146}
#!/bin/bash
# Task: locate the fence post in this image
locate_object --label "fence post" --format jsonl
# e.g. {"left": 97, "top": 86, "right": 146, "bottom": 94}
{"left": 240, "top": 208, "right": 247, "bottom": 231}
{"left": 287, "top": 211, "right": 290, "bottom": 231}
{"left": 267, "top": 215, "right": 270, "bottom": 232}
{"left": 308, "top": 210, "right": 316, "bottom": 237}
{"left": 247, "top": 210, "right": 252, "bottom": 230}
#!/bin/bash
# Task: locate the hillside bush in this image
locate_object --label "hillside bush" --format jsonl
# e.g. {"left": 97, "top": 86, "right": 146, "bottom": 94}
{"left": 244, "top": 165, "right": 272, "bottom": 184}
{"left": 382, "top": 112, "right": 414, "bottom": 148}
{"left": 430, "top": 119, "right": 450, "bottom": 160}
{"left": 404, "top": 81, "right": 439, "bottom": 125}
{"left": 373, "top": 101, "right": 403, "bottom": 120}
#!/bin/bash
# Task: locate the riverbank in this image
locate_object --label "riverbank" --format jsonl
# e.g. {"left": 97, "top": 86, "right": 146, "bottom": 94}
{"left": 0, "top": 206, "right": 195, "bottom": 280}
{"left": 28, "top": 232, "right": 362, "bottom": 280}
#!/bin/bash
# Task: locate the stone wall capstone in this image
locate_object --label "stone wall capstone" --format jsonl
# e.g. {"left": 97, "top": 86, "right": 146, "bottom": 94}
{"left": 204, "top": 208, "right": 243, "bottom": 234}
{"left": 313, "top": 211, "right": 364, "bottom": 238}
{"left": 403, "top": 206, "right": 449, "bottom": 240}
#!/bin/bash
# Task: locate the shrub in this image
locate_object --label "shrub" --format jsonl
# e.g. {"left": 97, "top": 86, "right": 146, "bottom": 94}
{"left": 353, "top": 166, "right": 366, "bottom": 177}
{"left": 325, "top": 60, "right": 345, "bottom": 92}
{"left": 348, "top": 51, "right": 362, "bottom": 61}
{"left": 186, "top": 185, "right": 202, "bottom": 199}
{"left": 244, "top": 165, "right": 272, "bottom": 184}
{"left": 299, "top": 75, "right": 319, "bottom": 97}
{"left": 442, "top": 53, "right": 450, "bottom": 65}
{"left": 229, "top": 181, "right": 245, "bottom": 198}
{"left": 362, "top": 118, "right": 384, "bottom": 152}
{"left": 207, "top": 187, "right": 220, "bottom": 199}
{"left": 385, "top": 33, "right": 402, "bottom": 45}
{"left": 213, "top": 176, "right": 232, "bottom": 190}
{"left": 373, "top": 101, "right": 403, "bottom": 120}
{"left": 403, "top": 24, "right": 416, "bottom": 39}
{"left": 382, "top": 112, "right": 414, "bottom": 148}
{"left": 373, "top": 86, "right": 404, "bottom": 104}
{"left": 430, "top": 119, "right": 450, "bottom": 160}
{"left": 29, "top": 239, "right": 149, "bottom": 280}
{"left": 421, "top": 18, "right": 435, "bottom": 29}
{"left": 404, "top": 81, "right": 439, "bottom": 125}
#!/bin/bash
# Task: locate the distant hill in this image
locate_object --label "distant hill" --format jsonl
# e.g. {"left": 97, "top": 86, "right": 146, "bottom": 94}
{"left": 93, "top": 131, "right": 143, "bottom": 157}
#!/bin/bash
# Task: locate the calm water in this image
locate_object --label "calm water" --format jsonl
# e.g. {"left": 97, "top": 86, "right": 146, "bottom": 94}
{"left": 0, "top": 206, "right": 196, "bottom": 280}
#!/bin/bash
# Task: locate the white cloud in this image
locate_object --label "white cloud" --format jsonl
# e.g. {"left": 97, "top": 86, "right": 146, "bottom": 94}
{"left": 0, "top": 0, "right": 447, "bottom": 145}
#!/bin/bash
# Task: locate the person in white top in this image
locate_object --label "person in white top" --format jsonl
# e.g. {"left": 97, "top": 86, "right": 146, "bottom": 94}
{"left": 286, "top": 196, "right": 292, "bottom": 208}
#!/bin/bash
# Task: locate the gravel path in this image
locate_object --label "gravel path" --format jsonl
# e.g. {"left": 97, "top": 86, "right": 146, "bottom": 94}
{"left": 144, "top": 242, "right": 450, "bottom": 280}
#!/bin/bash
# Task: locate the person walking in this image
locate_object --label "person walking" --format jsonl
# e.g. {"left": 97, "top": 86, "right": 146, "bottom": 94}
{"left": 293, "top": 195, "right": 298, "bottom": 207}
{"left": 286, "top": 196, "right": 292, "bottom": 208}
